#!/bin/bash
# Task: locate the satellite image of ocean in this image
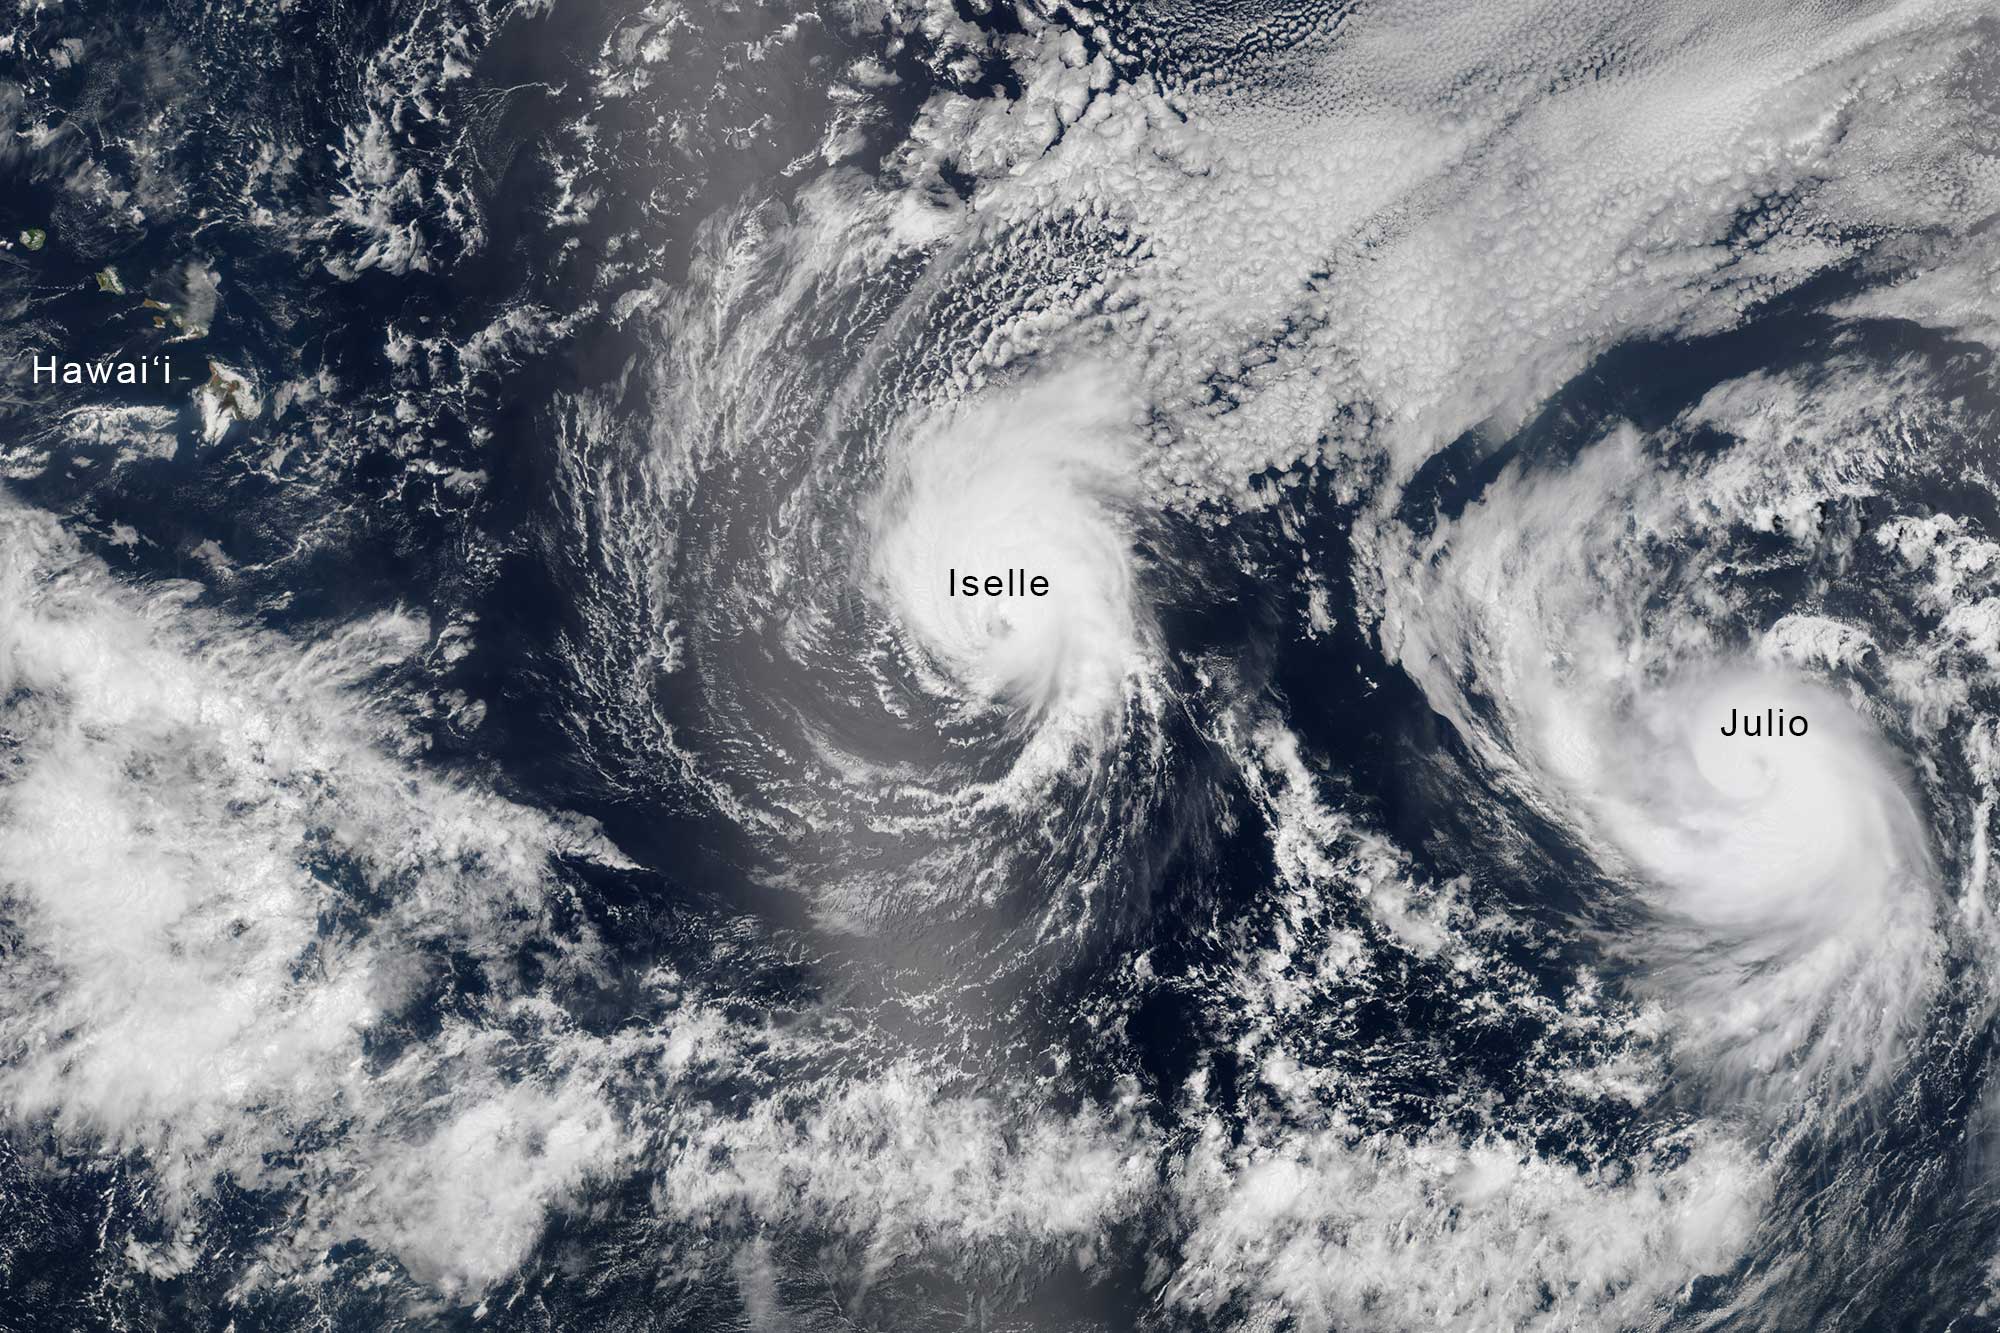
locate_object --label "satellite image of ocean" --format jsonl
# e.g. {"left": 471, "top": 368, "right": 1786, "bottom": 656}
{"left": 3, "top": 1, "right": 2000, "bottom": 1329}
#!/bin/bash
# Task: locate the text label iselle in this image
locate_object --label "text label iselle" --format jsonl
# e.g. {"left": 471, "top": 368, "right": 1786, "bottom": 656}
{"left": 949, "top": 568, "right": 1049, "bottom": 598}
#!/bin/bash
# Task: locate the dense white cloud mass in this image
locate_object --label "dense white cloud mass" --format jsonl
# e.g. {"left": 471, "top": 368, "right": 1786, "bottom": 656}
{"left": 0, "top": 496, "right": 643, "bottom": 1293}
{"left": 888, "top": 0, "right": 1999, "bottom": 500}
{"left": 1167, "top": 1113, "right": 1761, "bottom": 1333}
